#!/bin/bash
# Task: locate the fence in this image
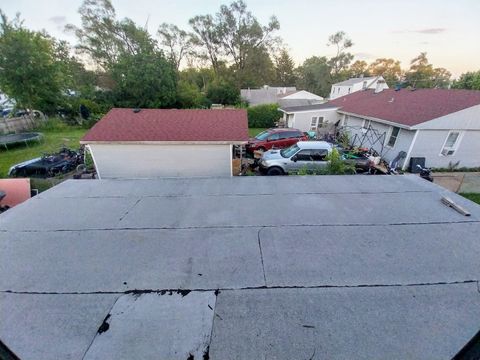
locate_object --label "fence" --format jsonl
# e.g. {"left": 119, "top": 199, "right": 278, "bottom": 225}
{"left": 0, "top": 114, "right": 46, "bottom": 134}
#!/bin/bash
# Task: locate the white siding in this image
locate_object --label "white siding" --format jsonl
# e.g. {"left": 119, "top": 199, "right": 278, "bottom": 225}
{"left": 289, "top": 109, "right": 340, "bottom": 132}
{"left": 89, "top": 144, "right": 232, "bottom": 178}
{"left": 410, "top": 130, "right": 480, "bottom": 168}
{"left": 329, "top": 77, "right": 388, "bottom": 99}
{"left": 341, "top": 115, "right": 415, "bottom": 165}
{"left": 413, "top": 104, "right": 480, "bottom": 130}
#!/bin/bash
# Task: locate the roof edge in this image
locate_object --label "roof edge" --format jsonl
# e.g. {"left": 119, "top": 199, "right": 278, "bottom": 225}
{"left": 337, "top": 110, "right": 413, "bottom": 130}
{"left": 81, "top": 140, "right": 248, "bottom": 145}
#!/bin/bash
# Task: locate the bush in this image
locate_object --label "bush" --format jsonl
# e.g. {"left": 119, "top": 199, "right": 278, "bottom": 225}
{"left": 247, "top": 104, "right": 282, "bottom": 128}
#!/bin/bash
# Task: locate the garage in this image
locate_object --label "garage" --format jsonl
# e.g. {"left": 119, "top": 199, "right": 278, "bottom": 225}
{"left": 81, "top": 108, "right": 248, "bottom": 179}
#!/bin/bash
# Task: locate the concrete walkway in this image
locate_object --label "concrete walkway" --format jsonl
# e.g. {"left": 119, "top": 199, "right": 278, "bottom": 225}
{"left": 432, "top": 172, "right": 480, "bottom": 193}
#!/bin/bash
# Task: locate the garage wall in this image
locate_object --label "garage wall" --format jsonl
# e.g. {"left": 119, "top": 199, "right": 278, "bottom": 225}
{"left": 89, "top": 144, "right": 232, "bottom": 178}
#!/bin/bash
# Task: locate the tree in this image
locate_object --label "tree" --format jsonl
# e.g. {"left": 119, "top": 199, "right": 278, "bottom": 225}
{"left": 235, "top": 46, "right": 275, "bottom": 87}
{"left": 215, "top": 0, "right": 279, "bottom": 71}
{"left": 189, "top": 14, "right": 222, "bottom": 73}
{"left": 67, "top": 0, "right": 156, "bottom": 69}
{"left": 110, "top": 51, "right": 177, "bottom": 108}
{"left": 176, "top": 81, "right": 208, "bottom": 108}
{"left": 0, "top": 12, "right": 64, "bottom": 112}
{"left": 296, "top": 56, "right": 332, "bottom": 97}
{"left": 189, "top": 0, "right": 280, "bottom": 80}
{"left": 206, "top": 78, "right": 240, "bottom": 104}
{"left": 274, "top": 49, "right": 297, "bottom": 86}
{"left": 348, "top": 60, "right": 369, "bottom": 78}
{"left": 368, "top": 58, "right": 402, "bottom": 86}
{"left": 327, "top": 31, "right": 353, "bottom": 79}
{"left": 179, "top": 67, "right": 215, "bottom": 92}
{"left": 157, "top": 23, "right": 193, "bottom": 70}
{"left": 404, "top": 52, "right": 451, "bottom": 88}
{"left": 452, "top": 70, "right": 480, "bottom": 90}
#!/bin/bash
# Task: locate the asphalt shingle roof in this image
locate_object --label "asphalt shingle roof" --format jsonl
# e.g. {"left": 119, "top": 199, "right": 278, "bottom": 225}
{"left": 81, "top": 108, "right": 249, "bottom": 142}
{"left": 330, "top": 88, "right": 480, "bottom": 127}
{"left": 1, "top": 176, "right": 480, "bottom": 359}
{"left": 280, "top": 102, "right": 340, "bottom": 113}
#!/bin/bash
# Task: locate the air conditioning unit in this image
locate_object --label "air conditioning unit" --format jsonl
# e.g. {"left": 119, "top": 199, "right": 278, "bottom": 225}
{"left": 441, "top": 149, "right": 455, "bottom": 156}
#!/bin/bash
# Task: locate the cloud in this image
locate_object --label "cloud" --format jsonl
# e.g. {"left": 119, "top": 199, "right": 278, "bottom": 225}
{"left": 392, "top": 28, "right": 446, "bottom": 35}
{"left": 354, "top": 52, "right": 375, "bottom": 60}
{"left": 49, "top": 16, "right": 67, "bottom": 25}
{"left": 415, "top": 28, "right": 446, "bottom": 34}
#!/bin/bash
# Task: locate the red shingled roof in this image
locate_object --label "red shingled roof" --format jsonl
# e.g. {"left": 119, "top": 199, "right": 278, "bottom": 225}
{"left": 82, "top": 108, "right": 249, "bottom": 142}
{"left": 330, "top": 89, "right": 480, "bottom": 127}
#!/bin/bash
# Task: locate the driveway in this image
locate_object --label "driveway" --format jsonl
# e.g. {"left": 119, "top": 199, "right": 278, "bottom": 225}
{"left": 431, "top": 172, "right": 480, "bottom": 193}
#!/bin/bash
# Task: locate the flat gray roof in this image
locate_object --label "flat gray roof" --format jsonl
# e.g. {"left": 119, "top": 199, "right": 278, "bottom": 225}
{"left": 1, "top": 176, "right": 480, "bottom": 359}
{"left": 280, "top": 102, "right": 339, "bottom": 113}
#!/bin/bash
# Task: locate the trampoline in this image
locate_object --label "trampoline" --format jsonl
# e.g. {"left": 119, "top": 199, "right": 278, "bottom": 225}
{"left": 0, "top": 132, "right": 43, "bottom": 150}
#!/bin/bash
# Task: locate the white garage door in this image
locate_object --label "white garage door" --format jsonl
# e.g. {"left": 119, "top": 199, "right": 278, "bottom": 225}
{"left": 89, "top": 144, "right": 232, "bottom": 178}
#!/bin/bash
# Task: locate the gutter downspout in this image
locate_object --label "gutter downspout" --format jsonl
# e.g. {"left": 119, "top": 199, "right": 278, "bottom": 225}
{"left": 402, "top": 130, "right": 419, "bottom": 171}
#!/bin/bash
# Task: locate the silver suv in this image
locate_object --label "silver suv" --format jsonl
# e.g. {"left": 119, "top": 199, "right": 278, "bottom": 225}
{"left": 258, "top": 141, "right": 333, "bottom": 175}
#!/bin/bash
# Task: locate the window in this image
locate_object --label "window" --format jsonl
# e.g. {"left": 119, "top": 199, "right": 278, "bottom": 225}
{"left": 441, "top": 131, "right": 462, "bottom": 156}
{"left": 310, "top": 117, "right": 324, "bottom": 131}
{"left": 387, "top": 126, "right": 400, "bottom": 147}
{"left": 281, "top": 144, "right": 299, "bottom": 158}
{"left": 268, "top": 133, "right": 280, "bottom": 141}
{"left": 285, "top": 131, "right": 301, "bottom": 138}
{"left": 295, "top": 150, "right": 312, "bottom": 161}
{"left": 255, "top": 130, "right": 270, "bottom": 140}
{"left": 311, "top": 149, "right": 328, "bottom": 161}
{"left": 311, "top": 117, "right": 318, "bottom": 130}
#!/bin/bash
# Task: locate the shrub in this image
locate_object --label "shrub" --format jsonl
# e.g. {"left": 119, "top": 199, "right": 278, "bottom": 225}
{"left": 247, "top": 104, "right": 282, "bottom": 128}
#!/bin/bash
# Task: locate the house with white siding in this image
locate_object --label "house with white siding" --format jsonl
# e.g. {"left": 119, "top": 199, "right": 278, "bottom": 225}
{"left": 81, "top": 108, "right": 248, "bottom": 178}
{"left": 279, "top": 103, "right": 340, "bottom": 134}
{"left": 330, "top": 76, "right": 388, "bottom": 100}
{"left": 329, "top": 88, "right": 480, "bottom": 170}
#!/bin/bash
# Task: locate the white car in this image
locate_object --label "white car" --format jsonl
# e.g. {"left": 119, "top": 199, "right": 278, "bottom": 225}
{"left": 258, "top": 141, "right": 333, "bottom": 175}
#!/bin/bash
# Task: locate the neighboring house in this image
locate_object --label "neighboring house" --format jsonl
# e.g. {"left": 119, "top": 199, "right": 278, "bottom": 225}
{"left": 241, "top": 85, "right": 296, "bottom": 106}
{"left": 330, "top": 88, "right": 480, "bottom": 169}
{"left": 2, "top": 175, "right": 480, "bottom": 359}
{"left": 329, "top": 76, "right": 388, "bottom": 100}
{"left": 279, "top": 103, "right": 340, "bottom": 133}
{"left": 81, "top": 108, "right": 248, "bottom": 178}
{"left": 278, "top": 90, "right": 325, "bottom": 108}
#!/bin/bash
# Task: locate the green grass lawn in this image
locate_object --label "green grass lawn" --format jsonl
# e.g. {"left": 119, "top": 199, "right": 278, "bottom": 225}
{"left": 0, "top": 123, "right": 87, "bottom": 178}
{"left": 459, "top": 193, "right": 480, "bottom": 205}
{"left": 248, "top": 128, "right": 267, "bottom": 137}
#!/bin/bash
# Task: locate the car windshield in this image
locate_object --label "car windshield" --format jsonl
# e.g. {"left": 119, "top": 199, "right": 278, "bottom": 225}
{"left": 281, "top": 144, "right": 299, "bottom": 158}
{"left": 255, "top": 130, "right": 271, "bottom": 140}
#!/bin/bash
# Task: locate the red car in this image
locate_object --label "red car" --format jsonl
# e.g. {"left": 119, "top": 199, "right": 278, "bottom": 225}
{"left": 246, "top": 128, "right": 307, "bottom": 153}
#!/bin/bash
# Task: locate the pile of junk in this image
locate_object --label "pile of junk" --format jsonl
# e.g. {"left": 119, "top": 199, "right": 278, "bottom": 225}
{"left": 7, "top": 146, "right": 94, "bottom": 179}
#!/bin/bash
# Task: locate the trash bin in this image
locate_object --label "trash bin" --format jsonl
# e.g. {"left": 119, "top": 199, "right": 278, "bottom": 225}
{"left": 409, "top": 157, "right": 425, "bottom": 173}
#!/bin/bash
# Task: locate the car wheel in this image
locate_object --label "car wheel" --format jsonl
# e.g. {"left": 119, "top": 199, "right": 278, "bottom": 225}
{"left": 266, "top": 167, "right": 284, "bottom": 176}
